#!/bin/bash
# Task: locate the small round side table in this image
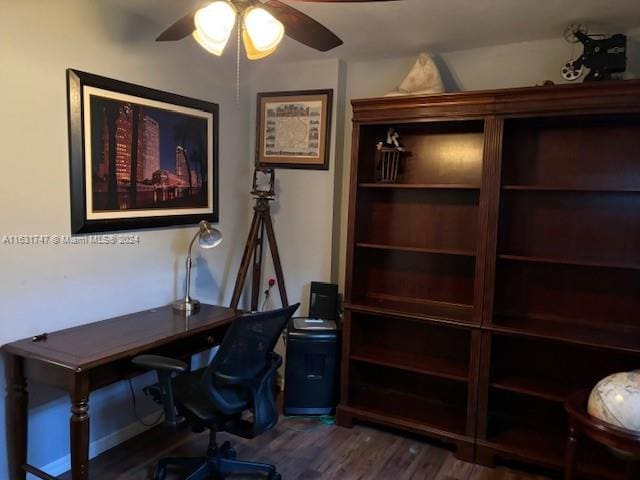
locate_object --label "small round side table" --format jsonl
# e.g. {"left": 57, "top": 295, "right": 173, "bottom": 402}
{"left": 564, "top": 390, "right": 640, "bottom": 480}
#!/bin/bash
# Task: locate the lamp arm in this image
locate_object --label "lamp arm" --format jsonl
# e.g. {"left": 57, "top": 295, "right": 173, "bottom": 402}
{"left": 187, "top": 230, "right": 200, "bottom": 257}
{"left": 183, "top": 231, "right": 200, "bottom": 301}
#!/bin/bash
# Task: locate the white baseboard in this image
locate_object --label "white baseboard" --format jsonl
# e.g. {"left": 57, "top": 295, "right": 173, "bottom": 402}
{"left": 33, "top": 410, "right": 161, "bottom": 479}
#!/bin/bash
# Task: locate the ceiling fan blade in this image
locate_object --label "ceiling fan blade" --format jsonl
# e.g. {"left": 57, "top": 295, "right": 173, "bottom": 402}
{"left": 156, "top": 9, "right": 198, "bottom": 41}
{"left": 261, "top": 0, "right": 343, "bottom": 52}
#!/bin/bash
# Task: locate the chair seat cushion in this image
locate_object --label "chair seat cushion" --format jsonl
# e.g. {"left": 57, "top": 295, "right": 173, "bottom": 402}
{"left": 172, "top": 368, "right": 250, "bottom": 425}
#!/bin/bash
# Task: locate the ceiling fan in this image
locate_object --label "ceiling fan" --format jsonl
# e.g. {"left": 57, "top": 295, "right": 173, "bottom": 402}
{"left": 157, "top": 0, "right": 399, "bottom": 60}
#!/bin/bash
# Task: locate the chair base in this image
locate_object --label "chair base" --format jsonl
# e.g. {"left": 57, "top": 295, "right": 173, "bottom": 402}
{"left": 154, "top": 441, "right": 281, "bottom": 480}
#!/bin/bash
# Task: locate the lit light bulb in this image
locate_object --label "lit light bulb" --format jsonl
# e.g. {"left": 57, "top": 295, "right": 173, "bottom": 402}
{"left": 243, "top": 7, "right": 284, "bottom": 56}
{"left": 193, "top": 1, "right": 237, "bottom": 56}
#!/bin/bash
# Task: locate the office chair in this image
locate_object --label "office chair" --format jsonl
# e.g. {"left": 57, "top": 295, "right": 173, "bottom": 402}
{"left": 132, "top": 303, "right": 299, "bottom": 480}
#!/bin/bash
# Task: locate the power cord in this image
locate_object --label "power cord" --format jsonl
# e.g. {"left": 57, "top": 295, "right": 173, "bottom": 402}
{"left": 128, "top": 379, "right": 165, "bottom": 427}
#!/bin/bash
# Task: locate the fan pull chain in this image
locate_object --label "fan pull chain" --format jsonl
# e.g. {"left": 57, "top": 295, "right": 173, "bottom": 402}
{"left": 236, "top": 16, "right": 241, "bottom": 104}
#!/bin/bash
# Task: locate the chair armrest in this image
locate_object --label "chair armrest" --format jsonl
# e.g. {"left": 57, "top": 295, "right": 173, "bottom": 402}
{"left": 131, "top": 354, "right": 187, "bottom": 427}
{"left": 132, "top": 354, "right": 188, "bottom": 373}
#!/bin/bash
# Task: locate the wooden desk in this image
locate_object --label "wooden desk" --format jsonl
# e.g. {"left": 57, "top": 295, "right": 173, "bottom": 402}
{"left": 3, "top": 304, "right": 238, "bottom": 480}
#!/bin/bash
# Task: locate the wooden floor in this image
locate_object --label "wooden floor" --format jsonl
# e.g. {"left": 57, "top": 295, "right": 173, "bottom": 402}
{"left": 62, "top": 417, "right": 551, "bottom": 480}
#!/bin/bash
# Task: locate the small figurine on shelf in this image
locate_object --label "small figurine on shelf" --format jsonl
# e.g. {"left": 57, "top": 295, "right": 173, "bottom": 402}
{"left": 376, "top": 128, "right": 405, "bottom": 152}
{"left": 375, "top": 128, "right": 408, "bottom": 183}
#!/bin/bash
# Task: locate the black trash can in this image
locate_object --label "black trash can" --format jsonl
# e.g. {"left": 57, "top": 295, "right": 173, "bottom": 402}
{"left": 283, "top": 317, "right": 339, "bottom": 416}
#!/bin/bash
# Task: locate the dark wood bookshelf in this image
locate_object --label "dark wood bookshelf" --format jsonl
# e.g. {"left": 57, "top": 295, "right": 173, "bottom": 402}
{"left": 351, "top": 346, "right": 469, "bottom": 382}
{"left": 359, "top": 182, "right": 480, "bottom": 190}
{"left": 490, "top": 376, "right": 575, "bottom": 403}
{"left": 356, "top": 242, "right": 476, "bottom": 257}
{"left": 491, "top": 313, "right": 640, "bottom": 353}
{"left": 488, "top": 334, "right": 640, "bottom": 404}
{"left": 346, "top": 296, "right": 474, "bottom": 325}
{"left": 497, "top": 253, "right": 640, "bottom": 271}
{"left": 349, "top": 386, "right": 468, "bottom": 437}
{"left": 480, "top": 426, "right": 624, "bottom": 480}
{"left": 339, "top": 81, "right": 640, "bottom": 476}
{"left": 480, "top": 390, "right": 627, "bottom": 479}
{"left": 502, "top": 185, "right": 640, "bottom": 193}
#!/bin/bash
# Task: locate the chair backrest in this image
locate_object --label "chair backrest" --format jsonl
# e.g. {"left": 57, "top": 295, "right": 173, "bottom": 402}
{"left": 208, "top": 303, "right": 299, "bottom": 386}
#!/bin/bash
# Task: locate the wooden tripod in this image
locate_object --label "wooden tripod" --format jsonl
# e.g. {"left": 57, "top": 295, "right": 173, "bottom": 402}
{"left": 230, "top": 196, "right": 288, "bottom": 310}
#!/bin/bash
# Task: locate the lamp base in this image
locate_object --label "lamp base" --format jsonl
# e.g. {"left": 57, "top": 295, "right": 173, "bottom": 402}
{"left": 172, "top": 298, "right": 201, "bottom": 314}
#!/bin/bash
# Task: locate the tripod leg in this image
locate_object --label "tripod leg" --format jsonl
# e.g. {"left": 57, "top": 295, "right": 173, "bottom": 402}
{"left": 251, "top": 221, "right": 265, "bottom": 311}
{"left": 262, "top": 211, "right": 288, "bottom": 307}
{"left": 230, "top": 211, "right": 262, "bottom": 309}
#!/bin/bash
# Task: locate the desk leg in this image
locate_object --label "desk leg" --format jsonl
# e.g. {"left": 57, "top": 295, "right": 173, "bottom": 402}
{"left": 564, "top": 422, "right": 579, "bottom": 480}
{"left": 70, "top": 374, "right": 90, "bottom": 480}
{"left": 5, "top": 353, "right": 28, "bottom": 480}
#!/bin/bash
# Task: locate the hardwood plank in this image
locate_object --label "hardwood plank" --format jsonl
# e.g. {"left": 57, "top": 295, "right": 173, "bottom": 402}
{"left": 60, "top": 420, "right": 547, "bottom": 480}
{"left": 434, "top": 453, "right": 476, "bottom": 479}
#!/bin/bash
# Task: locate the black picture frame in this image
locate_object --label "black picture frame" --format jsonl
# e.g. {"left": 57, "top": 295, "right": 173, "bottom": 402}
{"left": 256, "top": 89, "right": 333, "bottom": 170}
{"left": 67, "top": 69, "right": 219, "bottom": 234}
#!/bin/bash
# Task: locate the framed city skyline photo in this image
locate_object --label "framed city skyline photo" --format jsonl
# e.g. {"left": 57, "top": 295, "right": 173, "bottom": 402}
{"left": 67, "top": 69, "right": 219, "bottom": 233}
{"left": 256, "top": 89, "right": 333, "bottom": 170}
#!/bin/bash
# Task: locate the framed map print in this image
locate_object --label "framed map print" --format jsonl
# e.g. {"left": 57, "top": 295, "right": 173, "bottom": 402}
{"left": 256, "top": 89, "right": 333, "bottom": 170}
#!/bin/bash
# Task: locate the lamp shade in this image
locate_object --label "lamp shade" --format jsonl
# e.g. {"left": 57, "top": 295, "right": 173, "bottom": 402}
{"left": 197, "top": 221, "right": 223, "bottom": 249}
{"left": 242, "top": 29, "right": 278, "bottom": 60}
{"left": 193, "top": 1, "right": 237, "bottom": 56}
{"left": 243, "top": 7, "right": 284, "bottom": 56}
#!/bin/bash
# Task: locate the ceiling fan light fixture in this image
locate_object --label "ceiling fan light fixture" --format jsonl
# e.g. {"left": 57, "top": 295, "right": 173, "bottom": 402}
{"left": 243, "top": 7, "right": 285, "bottom": 54}
{"left": 193, "top": 1, "right": 237, "bottom": 56}
{"left": 242, "top": 28, "right": 278, "bottom": 60}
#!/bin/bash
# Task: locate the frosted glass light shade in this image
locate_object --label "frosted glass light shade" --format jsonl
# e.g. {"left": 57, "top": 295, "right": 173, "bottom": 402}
{"left": 242, "top": 28, "right": 278, "bottom": 60}
{"left": 193, "top": 1, "right": 237, "bottom": 56}
{"left": 244, "top": 7, "right": 284, "bottom": 53}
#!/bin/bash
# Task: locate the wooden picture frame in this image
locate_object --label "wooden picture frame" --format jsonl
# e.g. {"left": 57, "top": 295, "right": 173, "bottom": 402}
{"left": 67, "top": 69, "right": 219, "bottom": 234}
{"left": 256, "top": 89, "right": 333, "bottom": 170}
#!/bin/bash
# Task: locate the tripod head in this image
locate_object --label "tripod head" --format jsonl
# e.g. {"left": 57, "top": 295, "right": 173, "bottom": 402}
{"left": 251, "top": 167, "right": 276, "bottom": 199}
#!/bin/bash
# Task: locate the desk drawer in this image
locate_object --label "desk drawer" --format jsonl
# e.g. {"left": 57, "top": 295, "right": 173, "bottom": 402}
{"left": 89, "top": 325, "right": 230, "bottom": 390}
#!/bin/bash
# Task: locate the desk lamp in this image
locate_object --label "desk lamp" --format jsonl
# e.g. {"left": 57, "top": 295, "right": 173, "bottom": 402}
{"left": 173, "top": 220, "right": 223, "bottom": 314}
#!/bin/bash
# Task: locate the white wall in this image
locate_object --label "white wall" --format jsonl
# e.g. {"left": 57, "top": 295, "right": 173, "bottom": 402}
{"left": 0, "top": 1, "right": 251, "bottom": 477}
{"left": 246, "top": 59, "right": 346, "bottom": 315}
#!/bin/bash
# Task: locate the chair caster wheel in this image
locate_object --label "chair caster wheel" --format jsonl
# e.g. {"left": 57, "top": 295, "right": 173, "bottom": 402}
{"left": 219, "top": 441, "right": 237, "bottom": 459}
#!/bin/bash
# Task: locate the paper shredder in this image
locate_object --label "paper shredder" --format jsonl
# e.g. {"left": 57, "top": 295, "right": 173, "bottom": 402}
{"left": 283, "top": 317, "right": 339, "bottom": 415}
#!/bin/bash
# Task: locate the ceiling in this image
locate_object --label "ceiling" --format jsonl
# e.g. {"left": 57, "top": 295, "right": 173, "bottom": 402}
{"left": 116, "top": 0, "right": 640, "bottom": 62}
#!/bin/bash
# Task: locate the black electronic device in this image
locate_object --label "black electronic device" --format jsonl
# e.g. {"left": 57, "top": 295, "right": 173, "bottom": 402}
{"left": 573, "top": 30, "right": 626, "bottom": 81}
{"left": 562, "top": 25, "right": 627, "bottom": 82}
{"left": 283, "top": 317, "right": 339, "bottom": 416}
{"left": 283, "top": 282, "right": 340, "bottom": 415}
{"left": 309, "top": 281, "right": 338, "bottom": 321}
